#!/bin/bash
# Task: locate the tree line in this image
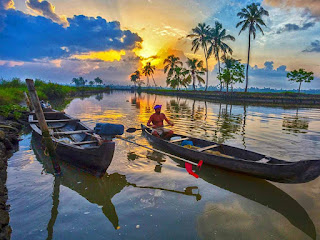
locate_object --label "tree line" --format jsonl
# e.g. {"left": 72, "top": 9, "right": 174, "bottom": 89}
{"left": 71, "top": 77, "right": 104, "bottom": 87}
{"left": 130, "top": 3, "right": 314, "bottom": 93}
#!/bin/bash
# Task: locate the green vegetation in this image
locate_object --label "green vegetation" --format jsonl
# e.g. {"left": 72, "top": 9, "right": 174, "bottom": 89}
{"left": 130, "top": 70, "right": 144, "bottom": 88}
{"left": 0, "top": 78, "right": 109, "bottom": 116}
{"left": 218, "top": 56, "right": 245, "bottom": 92}
{"left": 0, "top": 104, "right": 28, "bottom": 120}
{"left": 287, "top": 69, "right": 314, "bottom": 93}
{"left": 208, "top": 21, "right": 235, "bottom": 91}
{"left": 236, "top": 3, "right": 269, "bottom": 92}
{"left": 185, "top": 58, "right": 205, "bottom": 90}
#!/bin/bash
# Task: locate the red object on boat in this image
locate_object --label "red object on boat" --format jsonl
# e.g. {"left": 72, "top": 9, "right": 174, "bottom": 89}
{"left": 185, "top": 162, "right": 199, "bottom": 178}
{"left": 197, "top": 160, "right": 203, "bottom": 170}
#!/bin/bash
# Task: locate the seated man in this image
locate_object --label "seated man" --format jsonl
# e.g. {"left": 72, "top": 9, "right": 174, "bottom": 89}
{"left": 147, "top": 105, "right": 174, "bottom": 139}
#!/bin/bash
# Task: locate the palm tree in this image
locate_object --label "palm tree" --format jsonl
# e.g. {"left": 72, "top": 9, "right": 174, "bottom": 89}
{"left": 166, "top": 66, "right": 187, "bottom": 90}
{"left": 187, "top": 23, "right": 211, "bottom": 91}
{"left": 236, "top": 3, "right": 269, "bottom": 92}
{"left": 163, "top": 55, "right": 183, "bottom": 79}
{"left": 208, "top": 21, "right": 235, "bottom": 91}
{"left": 184, "top": 58, "right": 205, "bottom": 90}
{"left": 94, "top": 77, "right": 103, "bottom": 85}
{"left": 130, "top": 73, "right": 138, "bottom": 87}
{"left": 143, "top": 62, "right": 156, "bottom": 87}
{"left": 89, "top": 80, "right": 94, "bottom": 86}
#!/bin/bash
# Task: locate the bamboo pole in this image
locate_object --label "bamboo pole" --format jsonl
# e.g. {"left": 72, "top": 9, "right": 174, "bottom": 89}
{"left": 116, "top": 135, "right": 198, "bottom": 166}
{"left": 26, "top": 79, "right": 61, "bottom": 174}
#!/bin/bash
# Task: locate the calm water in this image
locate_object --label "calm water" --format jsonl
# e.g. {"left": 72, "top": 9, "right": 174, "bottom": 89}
{"left": 7, "top": 91, "right": 320, "bottom": 240}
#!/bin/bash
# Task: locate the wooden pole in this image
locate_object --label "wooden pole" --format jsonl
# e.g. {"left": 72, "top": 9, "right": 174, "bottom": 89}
{"left": 26, "top": 79, "right": 61, "bottom": 174}
{"left": 24, "top": 92, "right": 33, "bottom": 111}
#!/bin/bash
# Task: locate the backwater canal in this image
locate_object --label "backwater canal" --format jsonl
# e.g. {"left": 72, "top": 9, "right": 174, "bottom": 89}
{"left": 7, "top": 91, "right": 320, "bottom": 240}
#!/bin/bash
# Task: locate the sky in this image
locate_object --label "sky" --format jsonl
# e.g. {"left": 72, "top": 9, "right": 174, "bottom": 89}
{"left": 0, "top": 0, "right": 319, "bottom": 89}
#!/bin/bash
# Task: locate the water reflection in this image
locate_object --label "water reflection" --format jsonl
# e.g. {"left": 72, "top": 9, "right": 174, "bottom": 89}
{"left": 283, "top": 109, "right": 309, "bottom": 134}
{"left": 31, "top": 134, "right": 201, "bottom": 236}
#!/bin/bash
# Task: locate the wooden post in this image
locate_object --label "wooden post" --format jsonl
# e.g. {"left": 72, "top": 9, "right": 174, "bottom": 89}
{"left": 26, "top": 79, "right": 61, "bottom": 174}
{"left": 24, "top": 92, "right": 33, "bottom": 111}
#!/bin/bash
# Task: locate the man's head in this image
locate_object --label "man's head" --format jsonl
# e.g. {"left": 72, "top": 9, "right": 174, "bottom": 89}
{"left": 154, "top": 105, "right": 162, "bottom": 113}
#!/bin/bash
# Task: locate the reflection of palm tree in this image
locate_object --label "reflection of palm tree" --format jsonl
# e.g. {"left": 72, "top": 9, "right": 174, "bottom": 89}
{"left": 282, "top": 108, "right": 309, "bottom": 133}
{"left": 213, "top": 104, "right": 242, "bottom": 143}
{"left": 241, "top": 105, "right": 247, "bottom": 148}
{"left": 236, "top": 3, "right": 269, "bottom": 92}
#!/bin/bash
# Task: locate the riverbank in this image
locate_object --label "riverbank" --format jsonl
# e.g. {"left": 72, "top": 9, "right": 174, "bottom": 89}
{"left": 142, "top": 89, "right": 320, "bottom": 106}
{"left": 0, "top": 113, "right": 27, "bottom": 240}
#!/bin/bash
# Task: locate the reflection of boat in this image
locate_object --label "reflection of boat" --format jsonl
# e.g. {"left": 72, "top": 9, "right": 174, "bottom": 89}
{"left": 29, "top": 109, "right": 115, "bottom": 176}
{"left": 172, "top": 158, "right": 316, "bottom": 240}
{"left": 142, "top": 124, "right": 320, "bottom": 183}
{"left": 31, "top": 134, "right": 202, "bottom": 233}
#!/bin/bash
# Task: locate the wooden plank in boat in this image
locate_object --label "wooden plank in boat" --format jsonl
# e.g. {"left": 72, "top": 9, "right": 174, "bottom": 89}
{"left": 197, "top": 144, "right": 219, "bottom": 152}
{"left": 30, "top": 111, "right": 65, "bottom": 115}
{"left": 30, "top": 119, "right": 79, "bottom": 123}
{"left": 72, "top": 140, "right": 98, "bottom": 145}
{"left": 170, "top": 137, "right": 189, "bottom": 143}
{"left": 52, "top": 130, "right": 93, "bottom": 135}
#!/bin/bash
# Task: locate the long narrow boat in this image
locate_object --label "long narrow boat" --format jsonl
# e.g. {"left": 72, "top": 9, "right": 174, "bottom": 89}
{"left": 29, "top": 109, "right": 115, "bottom": 176}
{"left": 141, "top": 124, "right": 320, "bottom": 183}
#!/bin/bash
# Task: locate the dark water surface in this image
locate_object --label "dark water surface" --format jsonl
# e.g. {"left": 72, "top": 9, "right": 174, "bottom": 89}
{"left": 7, "top": 91, "right": 320, "bottom": 240}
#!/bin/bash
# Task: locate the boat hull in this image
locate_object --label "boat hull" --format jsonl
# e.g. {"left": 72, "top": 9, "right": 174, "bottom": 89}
{"left": 141, "top": 125, "right": 320, "bottom": 183}
{"left": 29, "top": 110, "right": 115, "bottom": 176}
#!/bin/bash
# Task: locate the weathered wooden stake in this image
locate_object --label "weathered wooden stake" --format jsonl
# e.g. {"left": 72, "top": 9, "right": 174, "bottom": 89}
{"left": 26, "top": 79, "right": 61, "bottom": 174}
{"left": 24, "top": 92, "right": 33, "bottom": 111}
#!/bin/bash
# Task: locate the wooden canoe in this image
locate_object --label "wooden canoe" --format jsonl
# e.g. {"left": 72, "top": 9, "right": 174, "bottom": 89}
{"left": 141, "top": 124, "right": 320, "bottom": 183}
{"left": 29, "top": 109, "right": 115, "bottom": 176}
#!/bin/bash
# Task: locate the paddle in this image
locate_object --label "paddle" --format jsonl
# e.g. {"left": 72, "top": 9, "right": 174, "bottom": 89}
{"left": 116, "top": 135, "right": 203, "bottom": 178}
{"left": 126, "top": 125, "right": 171, "bottom": 133}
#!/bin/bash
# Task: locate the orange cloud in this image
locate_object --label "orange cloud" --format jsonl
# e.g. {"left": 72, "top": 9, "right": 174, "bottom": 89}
{"left": 72, "top": 50, "right": 126, "bottom": 62}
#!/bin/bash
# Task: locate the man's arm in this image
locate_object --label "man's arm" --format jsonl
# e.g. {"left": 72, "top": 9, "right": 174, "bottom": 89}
{"left": 147, "top": 115, "right": 153, "bottom": 127}
{"left": 163, "top": 114, "right": 174, "bottom": 126}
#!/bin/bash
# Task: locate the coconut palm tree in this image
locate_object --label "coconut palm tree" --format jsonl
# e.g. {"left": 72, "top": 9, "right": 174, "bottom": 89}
{"left": 130, "top": 73, "right": 138, "bottom": 87}
{"left": 236, "top": 3, "right": 269, "bottom": 92}
{"left": 184, "top": 58, "right": 206, "bottom": 90}
{"left": 163, "top": 55, "right": 183, "bottom": 79}
{"left": 166, "top": 66, "right": 187, "bottom": 90}
{"left": 208, "top": 21, "right": 235, "bottom": 91}
{"left": 143, "top": 62, "right": 157, "bottom": 87}
{"left": 187, "top": 23, "right": 211, "bottom": 91}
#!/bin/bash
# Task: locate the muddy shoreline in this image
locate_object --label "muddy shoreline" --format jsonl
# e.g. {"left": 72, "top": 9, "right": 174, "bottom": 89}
{"left": 0, "top": 114, "right": 27, "bottom": 240}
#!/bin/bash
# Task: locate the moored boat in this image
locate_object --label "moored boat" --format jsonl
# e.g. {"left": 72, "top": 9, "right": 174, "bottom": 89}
{"left": 29, "top": 109, "right": 115, "bottom": 176}
{"left": 141, "top": 124, "right": 320, "bottom": 183}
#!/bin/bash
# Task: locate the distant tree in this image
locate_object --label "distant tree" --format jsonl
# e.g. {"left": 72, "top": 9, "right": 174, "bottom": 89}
{"left": 163, "top": 55, "right": 183, "bottom": 79}
{"left": 219, "top": 56, "right": 244, "bottom": 92}
{"left": 89, "top": 80, "right": 94, "bottom": 86}
{"left": 166, "top": 66, "right": 187, "bottom": 90}
{"left": 94, "top": 77, "right": 103, "bottom": 85}
{"left": 72, "top": 77, "right": 87, "bottom": 86}
{"left": 187, "top": 23, "right": 211, "bottom": 91}
{"left": 184, "top": 58, "right": 205, "bottom": 90}
{"left": 287, "top": 69, "right": 314, "bottom": 93}
{"left": 130, "top": 73, "right": 138, "bottom": 87}
{"left": 236, "top": 3, "right": 269, "bottom": 92}
{"left": 143, "top": 62, "right": 156, "bottom": 87}
{"left": 208, "top": 21, "right": 235, "bottom": 91}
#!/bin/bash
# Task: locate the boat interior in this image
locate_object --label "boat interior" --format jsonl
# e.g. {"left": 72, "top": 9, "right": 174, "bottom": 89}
{"left": 30, "top": 110, "right": 99, "bottom": 148}
{"left": 145, "top": 127, "right": 285, "bottom": 164}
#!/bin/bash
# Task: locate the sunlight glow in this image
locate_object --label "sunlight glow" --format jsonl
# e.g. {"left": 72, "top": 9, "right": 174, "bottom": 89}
{"left": 72, "top": 50, "right": 126, "bottom": 62}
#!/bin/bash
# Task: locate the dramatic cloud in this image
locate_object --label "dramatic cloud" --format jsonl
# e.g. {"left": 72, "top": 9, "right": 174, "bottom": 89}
{"left": 303, "top": 40, "right": 320, "bottom": 53}
{"left": 26, "top": 0, "right": 68, "bottom": 26}
{"left": 276, "top": 22, "right": 315, "bottom": 34}
{"left": 0, "top": 0, "right": 14, "bottom": 10}
{"left": 0, "top": 9, "right": 142, "bottom": 61}
{"left": 264, "top": 0, "right": 320, "bottom": 19}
